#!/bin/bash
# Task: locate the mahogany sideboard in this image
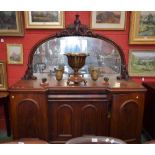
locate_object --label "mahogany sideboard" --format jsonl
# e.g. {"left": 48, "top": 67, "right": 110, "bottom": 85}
{"left": 9, "top": 78, "right": 146, "bottom": 144}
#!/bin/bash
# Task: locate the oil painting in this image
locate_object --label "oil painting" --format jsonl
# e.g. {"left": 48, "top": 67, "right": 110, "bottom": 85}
{"left": 0, "top": 11, "right": 23, "bottom": 36}
{"left": 7, "top": 44, "right": 23, "bottom": 64}
{"left": 0, "top": 61, "right": 7, "bottom": 90}
{"left": 24, "top": 11, "right": 64, "bottom": 29}
{"left": 130, "top": 11, "right": 155, "bottom": 44}
{"left": 128, "top": 49, "right": 155, "bottom": 76}
{"left": 91, "top": 11, "right": 126, "bottom": 30}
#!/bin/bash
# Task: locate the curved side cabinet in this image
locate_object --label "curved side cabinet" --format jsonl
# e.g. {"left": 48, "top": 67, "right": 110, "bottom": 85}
{"left": 110, "top": 93, "right": 145, "bottom": 143}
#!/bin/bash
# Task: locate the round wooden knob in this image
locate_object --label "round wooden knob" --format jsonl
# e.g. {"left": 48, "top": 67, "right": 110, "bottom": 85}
{"left": 11, "top": 96, "right": 15, "bottom": 99}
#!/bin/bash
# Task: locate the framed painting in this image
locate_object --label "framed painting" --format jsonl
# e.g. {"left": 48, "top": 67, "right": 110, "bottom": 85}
{"left": 128, "top": 49, "right": 155, "bottom": 77}
{"left": 91, "top": 11, "right": 126, "bottom": 30}
{"left": 7, "top": 44, "right": 23, "bottom": 64}
{"left": 0, "top": 61, "right": 7, "bottom": 90}
{"left": 0, "top": 11, "right": 23, "bottom": 36}
{"left": 129, "top": 11, "right": 155, "bottom": 44}
{"left": 24, "top": 11, "right": 64, "bottom": 29}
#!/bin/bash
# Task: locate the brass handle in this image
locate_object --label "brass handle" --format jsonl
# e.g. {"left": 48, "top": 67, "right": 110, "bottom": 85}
{"left": 11, "top": 96, "right": 15, "bottom": 99}
{"left": 136, "top": 96, "right": 139, "bottom": 99}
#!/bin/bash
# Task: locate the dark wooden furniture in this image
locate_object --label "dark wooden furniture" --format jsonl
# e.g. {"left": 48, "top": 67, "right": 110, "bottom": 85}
{"left": 8, "top": 15, "right": 146, "bottom": 144}
{"left": 9, "top": 79, "right": 146, "bottom": 143}
{"left": 66, "top": 136, "right": 126, "bottom": 144}
{"left": 143, "top": 82, "right": 155, "bottom": 139}
{"left": 2, "top": 138, "right": 48, "bottom": 144}
{"left": 0, "top": 91, "right": 11, "bottom": 136}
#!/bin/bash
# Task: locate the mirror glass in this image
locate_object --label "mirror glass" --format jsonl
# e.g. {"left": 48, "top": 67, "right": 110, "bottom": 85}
{"left": 32, "top": 36, "right": 121, "bottom": 77}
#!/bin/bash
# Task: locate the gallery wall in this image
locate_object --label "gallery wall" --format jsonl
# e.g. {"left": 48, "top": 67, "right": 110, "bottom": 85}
{"left": 0, "top": 11, "right": 155, "bottom": 87}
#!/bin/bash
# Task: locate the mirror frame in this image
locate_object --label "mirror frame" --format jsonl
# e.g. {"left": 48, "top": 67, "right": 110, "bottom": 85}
{"left": 23, "top": 15, "right": 129, "bottom": 80}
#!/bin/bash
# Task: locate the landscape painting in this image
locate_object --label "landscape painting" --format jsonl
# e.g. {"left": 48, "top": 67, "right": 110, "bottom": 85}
{"left": 91, "top": 11, "right": 126, "bottom": 30}
{"left": 138, "top": 12, "right": 155, "bottom": 36}
{"left": 96, "top": 11, "right": 121, "bottom": 23}
{"left": 31, "top": 11, "right": 59, "bottom": 22}
{"left": 129, "top": 11, "right": 155, "bottom": 44}
{"left": 128, "top": 50, "right": 155, "bottom": 76}
{"left": 24, "top": 11, "right": 64, "bottom": 29}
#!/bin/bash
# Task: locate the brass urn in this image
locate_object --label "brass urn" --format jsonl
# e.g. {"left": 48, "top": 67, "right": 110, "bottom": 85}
{"left": 64, "top": 53, "right": 88, "bottom": 85}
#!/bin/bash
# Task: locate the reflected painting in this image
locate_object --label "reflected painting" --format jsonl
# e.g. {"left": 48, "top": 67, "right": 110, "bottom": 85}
{"left": 32, "top": 36, "right": 121, "bottom": 77}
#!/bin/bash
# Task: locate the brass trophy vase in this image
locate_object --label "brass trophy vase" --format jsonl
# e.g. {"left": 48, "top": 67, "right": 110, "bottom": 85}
{"left": 64, "top": 53, "right": 88, "bottom": 85}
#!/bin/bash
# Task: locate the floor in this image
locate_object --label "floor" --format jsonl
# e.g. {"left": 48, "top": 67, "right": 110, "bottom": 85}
{"left": 0, "top": 130, "right": 12, "bottom": 143}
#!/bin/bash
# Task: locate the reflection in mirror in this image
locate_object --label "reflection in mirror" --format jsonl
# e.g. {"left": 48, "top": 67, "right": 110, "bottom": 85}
{"left": 32, "top": 36, "right": 121, "bottom": 78}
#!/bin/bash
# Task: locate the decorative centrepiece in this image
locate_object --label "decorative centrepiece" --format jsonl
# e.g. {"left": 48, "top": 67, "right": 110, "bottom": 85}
{"left": 64, "top": 53, "right": 89, "bottom": 85}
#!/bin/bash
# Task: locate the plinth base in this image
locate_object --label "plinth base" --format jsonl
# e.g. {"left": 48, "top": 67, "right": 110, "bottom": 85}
{"left": 67, "top": 74, "right": 87, "bottom": 85}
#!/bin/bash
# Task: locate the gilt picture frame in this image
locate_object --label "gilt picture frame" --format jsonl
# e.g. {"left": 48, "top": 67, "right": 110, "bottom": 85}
{"left": 7, "top": 44, "right": 23, "bottom": 64}
{"left": 0, "top": 11, "right": 24, "bottom": 36}
{"left": 128, "top": 49, "right": 155, "bottom": 77}
{"left": 24, "top": 11, "right": 64, "bottom": 29}
{"left": 129, "top": 11, "right": 155, "bottom": 44}
{"left": 0, "top": 61, "right": 7, "bottom": 90}
{"left": 91, "top": 11, "right": 126, "bottom": 30}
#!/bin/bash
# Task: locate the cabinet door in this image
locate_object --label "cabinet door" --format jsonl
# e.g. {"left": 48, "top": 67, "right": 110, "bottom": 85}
{"left": 49, "top": 101, "right": 76, "bottom": 143}
{"left": 77, "top": 101, "right": 109, "bottom": 137}
{"left": 49, "top": 99, "right": 109, "bottom": 143}
{"left": 110, "top": 93, "right": 145, "bottom": 143}
{"left": 10, "top": 93, "right": 48, "bottom": 140}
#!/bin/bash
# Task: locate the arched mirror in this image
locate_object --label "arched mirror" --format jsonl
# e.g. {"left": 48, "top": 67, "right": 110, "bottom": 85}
{"left": 24, "top": 15, "right": 128, "bottom": 81}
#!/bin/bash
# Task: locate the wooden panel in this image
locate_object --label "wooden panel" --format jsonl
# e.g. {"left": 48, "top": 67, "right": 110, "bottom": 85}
{"left": 49, "top": 101, "right": 76, "bottom": 143}
{"left": 57, "top": 104, "right": 74, "bottom": 138}
{"left": 17, "top": 99, "right": 39, "bottom": 138}
{"left": 80, "top": 104, "right": 98, "bottom": 135}
{"left": 79, "top": 102, "right": 108, "bottom": 136}
{"left": 10, "top": 92, "right": 48, "bottom": 140}
{"left": 110, "top": 93, "right": 144, "bottom": 143}
{"left": 49, "top": 98, "right": 109, "bottom": 143}
{"left": 119, "top": 100, "right": 139, "bottom": 139}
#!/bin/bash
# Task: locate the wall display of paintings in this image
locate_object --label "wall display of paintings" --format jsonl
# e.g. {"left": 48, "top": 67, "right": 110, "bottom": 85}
{"left": 0, "top": 61, "right": 7, "bottom": 90}
{"left": 0, "top": 11, "right": 23, "bottom": 36}
{"left": 7, "top": 44, "right": 23, "bottom": 64}
{"left": 91, "top": 11, "right": 126, "bottom": 30}
{"left": 24, "top": 11, "right": 64, "bottom": 29}
{"left": 128, "top": 49, "right": 155, "bottom": 77}
{"left": 130, "top": 11, "right": 155, "bottom": 44}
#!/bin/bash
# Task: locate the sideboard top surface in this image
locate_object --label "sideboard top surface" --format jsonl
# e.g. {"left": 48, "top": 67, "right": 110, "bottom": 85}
{"left": 9, "top": 78, "right": 146, "bottom": 93}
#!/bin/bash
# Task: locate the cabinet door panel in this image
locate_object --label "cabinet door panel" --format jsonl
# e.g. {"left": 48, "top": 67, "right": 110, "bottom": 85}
{"left": 17, "top": 99, "right": 39, "bottom": 138}
{"left": 80, "top": 104, "right": 98, "bottom": 135}
{"left": 49, "top": 101, "right": 76, "bottom": 142}
{"left": 110, "top": 93, "right": 144, "bottom": 143}
{"left": 10, "top": 93, "right": 48, "bottom": 140}
{"left": 79, "top": 102, "right": 108, "bottom": 136}
{"left": 57, "top": 104, "right": 74, "bottom": 138}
